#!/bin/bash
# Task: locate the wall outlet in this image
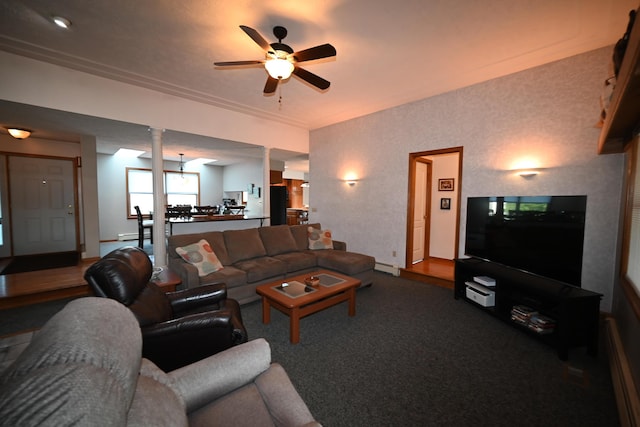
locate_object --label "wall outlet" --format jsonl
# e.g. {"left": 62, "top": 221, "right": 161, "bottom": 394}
{"left": 311, "top": 207, "right": 317, "bottom": 212}
{"left": 392, "top": 250, "right": 397, "bottom": 257}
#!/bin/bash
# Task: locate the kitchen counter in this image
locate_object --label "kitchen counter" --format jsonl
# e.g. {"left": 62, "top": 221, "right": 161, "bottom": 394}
{"left": 167, "top": 215, "right": 269, "bottom": 235}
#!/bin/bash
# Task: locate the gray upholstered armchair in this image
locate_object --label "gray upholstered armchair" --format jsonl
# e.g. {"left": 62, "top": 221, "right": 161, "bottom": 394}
{"left": 0, "top": 298, "right": 321, "bottom": 426}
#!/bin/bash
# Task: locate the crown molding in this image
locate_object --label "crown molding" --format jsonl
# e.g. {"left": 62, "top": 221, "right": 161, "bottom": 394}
{"left": 0, "top": 37, "right": 310, "bottom": 130}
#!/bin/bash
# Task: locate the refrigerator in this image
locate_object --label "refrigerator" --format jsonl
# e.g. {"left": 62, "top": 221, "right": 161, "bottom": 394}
{"left": 270, "top": 186, "right": 288, "bottom": 225}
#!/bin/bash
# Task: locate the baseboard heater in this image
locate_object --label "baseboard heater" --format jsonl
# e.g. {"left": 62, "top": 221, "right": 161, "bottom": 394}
{"left": 375, "top": 262, "right": 400, "bottom": 277}
{"left": 117, "top": 232, "right": 149, "bottom": 241}
{"left": 605, "top": 316, "right": 640, "bottom": 427}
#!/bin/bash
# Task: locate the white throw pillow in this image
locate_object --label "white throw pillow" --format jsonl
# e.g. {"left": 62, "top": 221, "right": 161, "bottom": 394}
{"left": 175, "top": 239, "right": 223, "bottom": 276}
{"left": 308, "top": 227, "right": 333, "bottom": 250}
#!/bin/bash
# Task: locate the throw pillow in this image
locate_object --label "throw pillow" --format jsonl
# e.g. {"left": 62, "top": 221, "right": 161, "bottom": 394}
{"left": 175, "top": 239, "right": 223, "bottom": 276}
{"left": 308, "top": 227, "right": 333, "bottom": 250}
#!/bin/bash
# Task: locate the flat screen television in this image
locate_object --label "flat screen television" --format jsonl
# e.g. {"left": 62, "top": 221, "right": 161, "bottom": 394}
{"left": 464, "top": 195, "right": 587, "bottom": 286}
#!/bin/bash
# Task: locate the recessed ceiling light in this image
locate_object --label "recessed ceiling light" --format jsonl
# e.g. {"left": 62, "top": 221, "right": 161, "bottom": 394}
{"left": 52, "top": 16, "right": 71, "bottom": 29}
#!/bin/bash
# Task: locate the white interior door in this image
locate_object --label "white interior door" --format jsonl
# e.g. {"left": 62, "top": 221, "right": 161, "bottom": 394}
{"left": 9, "top": 156, "right": 77, "bottom": 256}
{"left": 412, "top": 160, "right": 429, "bottom": 263}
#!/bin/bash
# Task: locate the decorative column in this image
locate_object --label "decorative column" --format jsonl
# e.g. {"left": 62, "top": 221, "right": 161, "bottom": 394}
{"left": 150, "top": 128, "right": 167, "bottom": 266}
{"left": 263, "top": 147, "right": 271, "bottom": 226}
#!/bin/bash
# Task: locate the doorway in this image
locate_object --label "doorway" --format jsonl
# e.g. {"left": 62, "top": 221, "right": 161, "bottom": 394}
{"left": 403, "top": 147, "right": 463, "bottom": 286}
{"left": 7, "top": 155, "right": 79, "bottom": 256}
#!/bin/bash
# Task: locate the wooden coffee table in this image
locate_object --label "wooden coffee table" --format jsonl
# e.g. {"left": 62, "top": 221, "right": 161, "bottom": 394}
{"left": 256, "top": 270, "right": 361, "bottom": 344}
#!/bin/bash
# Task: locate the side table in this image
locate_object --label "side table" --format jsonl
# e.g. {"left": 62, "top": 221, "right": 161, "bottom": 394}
{"left": 151, "top": 268, "right": 182, "bottom": 292}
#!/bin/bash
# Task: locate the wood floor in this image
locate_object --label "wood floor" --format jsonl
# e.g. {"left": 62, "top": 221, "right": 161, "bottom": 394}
{"left": 0, "top": 258, "right": 96, "bottom": 310}
{"left": 399, "top": 257, "right": 455, "bottom": 289}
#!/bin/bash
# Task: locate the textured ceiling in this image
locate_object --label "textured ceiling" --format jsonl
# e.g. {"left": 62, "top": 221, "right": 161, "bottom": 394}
{"left": 0, "top": 0, "right": 637, "bottom": 169}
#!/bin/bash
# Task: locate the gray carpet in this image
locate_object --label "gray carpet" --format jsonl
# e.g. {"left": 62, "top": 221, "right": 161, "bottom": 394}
{"left": 241, "top": 272, "right": 618, "bottom": 427}
{"left": 0, "top": 272, "right": 619, "bottom": 426}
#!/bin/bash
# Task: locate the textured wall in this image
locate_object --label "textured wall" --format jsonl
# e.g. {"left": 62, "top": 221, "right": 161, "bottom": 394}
{"left": 310, "top": 47, "right": 624, "bottom": 311}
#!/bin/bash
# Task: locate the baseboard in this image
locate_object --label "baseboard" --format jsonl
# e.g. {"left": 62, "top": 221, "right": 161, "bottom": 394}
{"left": 117, "top": 232, "right": 138, "bottom": 241}
{"left": 117, "top": 231, "right": 153, "bottom": 241}
{"left": 605, "top": 317, "right": 640, "bottom": 427}
{"left": 375, "top": 262, "right": 400, "bottom": 276}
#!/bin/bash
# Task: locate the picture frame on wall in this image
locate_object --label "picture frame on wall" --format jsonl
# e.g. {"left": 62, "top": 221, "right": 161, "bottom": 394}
{"left": 440, "top": 198, "right": 451, "bottom": 210}
{"left": 438, "top": 178, "right": 455, "bottom": 191}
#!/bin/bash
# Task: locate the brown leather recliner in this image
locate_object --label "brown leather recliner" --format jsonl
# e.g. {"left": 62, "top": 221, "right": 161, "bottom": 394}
{"left": 84, "top": 246, "right": 248, "bottom": 371}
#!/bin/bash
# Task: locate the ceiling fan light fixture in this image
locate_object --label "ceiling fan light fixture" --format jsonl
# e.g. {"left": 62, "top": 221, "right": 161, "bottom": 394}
{"left": 7, "top": 128, "right": 31, "bottom": 139}
{"left": 265, "top": 58, "right": 294, "bottom": 80}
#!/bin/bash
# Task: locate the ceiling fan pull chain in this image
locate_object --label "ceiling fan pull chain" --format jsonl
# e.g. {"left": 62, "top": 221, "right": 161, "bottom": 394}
{"left": 278, "top": 83, "right": 283, "bottom": 110}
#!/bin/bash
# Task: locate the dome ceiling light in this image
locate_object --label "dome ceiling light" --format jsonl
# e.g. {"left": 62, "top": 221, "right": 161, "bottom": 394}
{"left": 6, "top": 128, "right": 31, "bottom": 139}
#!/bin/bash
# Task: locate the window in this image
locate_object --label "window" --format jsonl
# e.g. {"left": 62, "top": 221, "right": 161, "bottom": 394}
{"left": 165, "top": 171, "right": 199, "bottom": 207}
{"left": 128, "top": 168, "right": 154, "bottom": 217}
{"left": 126, "top": 168, "right": 200, "bottom": 218}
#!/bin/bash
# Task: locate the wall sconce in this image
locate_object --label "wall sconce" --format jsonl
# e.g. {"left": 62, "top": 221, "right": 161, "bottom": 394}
{"left": 6, "top": 128, "right": 31, "bottom": 139}
{"left": 343, "top": 172, "right": 359, "bottom": 186}
{"left": 516, "top": 169, "right": 539, "bottom": 178}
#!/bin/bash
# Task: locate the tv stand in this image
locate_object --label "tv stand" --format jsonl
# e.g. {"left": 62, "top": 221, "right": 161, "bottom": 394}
{"left": 454, "top": 258, "right": 602, "bottom": 360}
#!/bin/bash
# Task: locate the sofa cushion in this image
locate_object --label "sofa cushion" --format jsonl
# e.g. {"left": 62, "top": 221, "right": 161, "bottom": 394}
{"left": 175, "top": 239, "right": 224, "bottom": 276}
{"left": 224, "top": 228, "right": 267, "bottom": 263}
{"left": 308, "top": 227, "right": 333, "bottom": 250}
{"left": 254, "top": 363, "right": 319, "bottom": 426}
{"left": 198, "top": 266, "right": 248, "bottom": 290}
{"left": 314, "top": 250, "right": 376, "bottom": 276}
{"left": 188, "top": 383, "right": 275, "bottom": 427}
{"left": 129, "top": 374, "right": 188, "bottom": 426}
{"left": 169, "top": 232, "right": 231, "bottom": 266}
{"left": 233, "top": 257, "right": 286, "bottom": 283}
{"left": 291, "top": 223, "right": 320, "bottom": 251}
{"left": 259, "top": 225, "right": 298, "bottom": 256}
{"left": 274, "top": 251, "right": 318, "bottom": 273}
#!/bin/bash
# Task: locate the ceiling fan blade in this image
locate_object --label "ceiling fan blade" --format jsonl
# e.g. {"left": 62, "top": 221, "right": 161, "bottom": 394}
{"left": 292, "top": 67, "right": 331, "bottom": 90}
{"left": 263, "top": 76, "right": 279, "bottom": 94}
{"left": 240, "top": 25, "right": 272, "bottom": 52}
{"left": 291, "top": 44, "right": 336, "bottom": 62}
{"left": 214, "top": 60, "right": 264, "bottom": 66}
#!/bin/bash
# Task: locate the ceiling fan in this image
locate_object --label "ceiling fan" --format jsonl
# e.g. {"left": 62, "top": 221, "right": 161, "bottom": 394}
{"left": 214, "top": 25, "right": 336, "bottom": 94}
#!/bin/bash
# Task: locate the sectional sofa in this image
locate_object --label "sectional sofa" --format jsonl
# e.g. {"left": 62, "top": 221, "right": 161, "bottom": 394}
{"left": 167, "top": 223, "right": 376, "bottom": 305}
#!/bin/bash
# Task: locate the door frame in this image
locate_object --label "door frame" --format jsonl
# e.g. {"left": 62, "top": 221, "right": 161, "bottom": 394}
{"left": 0, "top": 155, "right": 11, "bottom": 258}
{"left": 405, "top": 147, "right": 463, "bottom": 268}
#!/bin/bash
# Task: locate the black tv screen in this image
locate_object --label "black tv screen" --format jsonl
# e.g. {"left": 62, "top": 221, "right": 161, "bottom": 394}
{"left": 464, "top": 196, "right": 587, "bottom": 286}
